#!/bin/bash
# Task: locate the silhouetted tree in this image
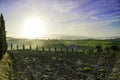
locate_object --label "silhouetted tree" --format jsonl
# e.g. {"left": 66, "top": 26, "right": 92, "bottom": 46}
{"left": 88, "top": 47, "right": 94, "bottom": 54}
{"left": 61, "top": 48, "right": 63, "bottom": 52}
{"left": 49, "top": 48, "right": 50, "bottom": 51}
{"left": 17, "top": 44, "right": 19, "bottom": 50}
{"left": 0, "top": 26, "right": 3, "bottom": 59}
{"left": 110, "top": 45, "right": 119, "bottom": 52}
{"left": 55, "top": 47, "right": 56, "bottom": 52}
{"left": 30, "top": 45, "right": 32, "bottom": 50}
{"left": 36, "top": 46, "right": 38, "bottom": 50}
{"left": 0, "top": 14, "right": 7, "bottom": 59}
{"left": 23, "top": 44, "right": 25, "bottom": 50}
{"left": 42, "top": 47, "right": 44, "bottom": 51}
{"left": 104, "top": 47, "right": 110, "bottom": 52}
{"left": 66, "top": 47, "right": 69, "bottom": 52}
{"left": 11, "top": 43, "right": 13, "bottom": 50}
{"left": 72, "top": 48, "right": 74, "bottom": 52}
{"left": 96, "top": 45, "right": 103, "bottom": 53}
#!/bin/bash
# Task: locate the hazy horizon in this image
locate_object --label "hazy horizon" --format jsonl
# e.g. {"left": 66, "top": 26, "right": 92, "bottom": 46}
{"left": 0, "top": 0, "right": 120, "bottom": 38}
{"left": 6, "top": 34, "right": 120, "bottom": 40}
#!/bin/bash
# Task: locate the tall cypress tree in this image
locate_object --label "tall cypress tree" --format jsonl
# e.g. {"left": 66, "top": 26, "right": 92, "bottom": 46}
{"left": 0, "top": 13, "right": 7, "bottom": 59}
{"left": 0, "top": 14, "right": 3, "bottom": 59}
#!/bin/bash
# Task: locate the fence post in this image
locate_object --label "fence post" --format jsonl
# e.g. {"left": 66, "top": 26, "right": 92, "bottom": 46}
{"left": 30, "top": 45, "right": 32, "bottom": 50}
{"left": 23, "top": 44, "right": 25, "bottom": 50}
{"left": 42, "top": 47, "right": 44, "bottom": 51}
{"left": 17, "top": 44, "right": 18, "bottom": 50}
{"left": 36, "top": 46, "right": 38, "bottom": 50}
{"left": 11, "top": 43, "right": 13, "bottom": 50}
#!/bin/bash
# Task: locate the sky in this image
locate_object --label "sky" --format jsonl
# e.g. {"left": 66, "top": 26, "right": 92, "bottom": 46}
{"left": 0, "top": 0, "right": 120, "bottom": 38}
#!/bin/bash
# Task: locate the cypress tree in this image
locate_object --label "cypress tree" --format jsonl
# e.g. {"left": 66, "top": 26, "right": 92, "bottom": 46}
{"left": 11, "top": 43, "right": 13, "bottom": 50}
{"left": 30, "top": 45, "right": 32, "bottom": 50}
{"left": 17, "top": 44, "right": 19, "bottom": 50}
{"left": 36, "top": 45, "right": 38, "bottom": 50}
{"left": 23, "top": 44, "right": 25, "bottom": 50}
{"left": 0, "top": 16, "right": 3, "bottom": 59}
{"left": 0, "top": 13, "right": 7, "bottom": 59}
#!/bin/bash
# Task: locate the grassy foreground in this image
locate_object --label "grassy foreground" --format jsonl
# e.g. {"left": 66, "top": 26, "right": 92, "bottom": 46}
{"left": 0, "top": 53, "right": 13, "bottom": 80}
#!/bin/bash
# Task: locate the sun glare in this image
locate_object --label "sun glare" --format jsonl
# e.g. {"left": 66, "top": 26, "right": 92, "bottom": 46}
{"left": 22, "top": 17, "right": 46, "bottom": 38}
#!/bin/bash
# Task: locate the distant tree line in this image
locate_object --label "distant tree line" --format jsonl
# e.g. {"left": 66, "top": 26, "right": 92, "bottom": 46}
{"left": 0, "top": 14, "right": 7, "bottom": 59}
{"left": 96, "top": 45, "right": 120, "bottom": 53}
{"left": 9, "top": 43, "right": 120, "bottom": 54}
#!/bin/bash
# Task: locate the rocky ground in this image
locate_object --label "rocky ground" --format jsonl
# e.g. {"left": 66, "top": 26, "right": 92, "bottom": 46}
{"left": 1, "top": 50, "right": 120, "bottom": 80}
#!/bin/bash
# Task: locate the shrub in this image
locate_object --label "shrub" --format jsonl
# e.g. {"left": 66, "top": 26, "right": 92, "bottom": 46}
{"left": 110, "top": 45, "right": 119, "bottom": 52}
{"left": 96, "top": 45, "right": 103, "bottom": 53}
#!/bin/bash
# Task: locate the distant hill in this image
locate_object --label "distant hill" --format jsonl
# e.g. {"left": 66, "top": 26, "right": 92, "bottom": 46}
{"left": 7, "top": 35, "right": 120, "bottom": 40}
{"left": 6, "top": 37, "right": 15, "bottom": 40}
{"left": 37, "top": 34, "right": 88, "bottom": 40}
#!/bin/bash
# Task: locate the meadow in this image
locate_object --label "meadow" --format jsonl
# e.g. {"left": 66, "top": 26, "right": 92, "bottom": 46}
{"left": 7, "top": 38, "right": 120, "bottom": 50}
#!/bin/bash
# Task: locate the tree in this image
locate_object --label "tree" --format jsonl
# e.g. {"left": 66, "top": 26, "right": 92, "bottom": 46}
{"left": 36, "top": 45, "right": 38, "bottom": 50}
{"left": 0, "top": 21, "right": 4, "bottom": 59}
{"left": 110, "top": 45, "right": 119, "bottom": 52}
{"left": 11, "top": 43, "right": 13, "bottom": 50}
{"left": 96, "top": 45, "right": 103, "bottom": 53}
{"left": 23, "top": 44, "right": 25, "bottom": 50}
{"left": 17, "top": 44, "right": 19, "bottom": 50}
{"left": 0, "top": 13, "right": 7, "bottom": 59}
{"left": 104, "top": 47, "right": 110, "bottom": 52}
{"left": 29, "top": 45, "right": 32, "bottom": 50}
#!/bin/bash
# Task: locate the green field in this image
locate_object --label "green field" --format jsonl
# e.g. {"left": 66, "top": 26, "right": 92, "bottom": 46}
{"left": 7, "top": 38, "right": 120, "bottom": 50}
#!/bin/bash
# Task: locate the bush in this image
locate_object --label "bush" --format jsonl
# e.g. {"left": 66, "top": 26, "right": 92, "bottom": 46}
{"left": 96, "top": 45, "right": 103, "bottom": 53}
{"left": 110, "top": 46, "right": 119, "bottom": 52}
{"left": 81, "top": 67, "right": 92, "bottom": 72}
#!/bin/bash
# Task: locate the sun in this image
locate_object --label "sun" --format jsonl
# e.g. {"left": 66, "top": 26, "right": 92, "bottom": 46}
{"left": 22, "top": 17, "right": 46, "bottom": 38}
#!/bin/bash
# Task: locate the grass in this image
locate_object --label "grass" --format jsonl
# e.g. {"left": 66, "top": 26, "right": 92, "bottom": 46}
{"left": 0, "top": 53, "right": 12, "bottom": 80}
{"left": 7, "top": 39, "right": 120, "bottom": 50}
